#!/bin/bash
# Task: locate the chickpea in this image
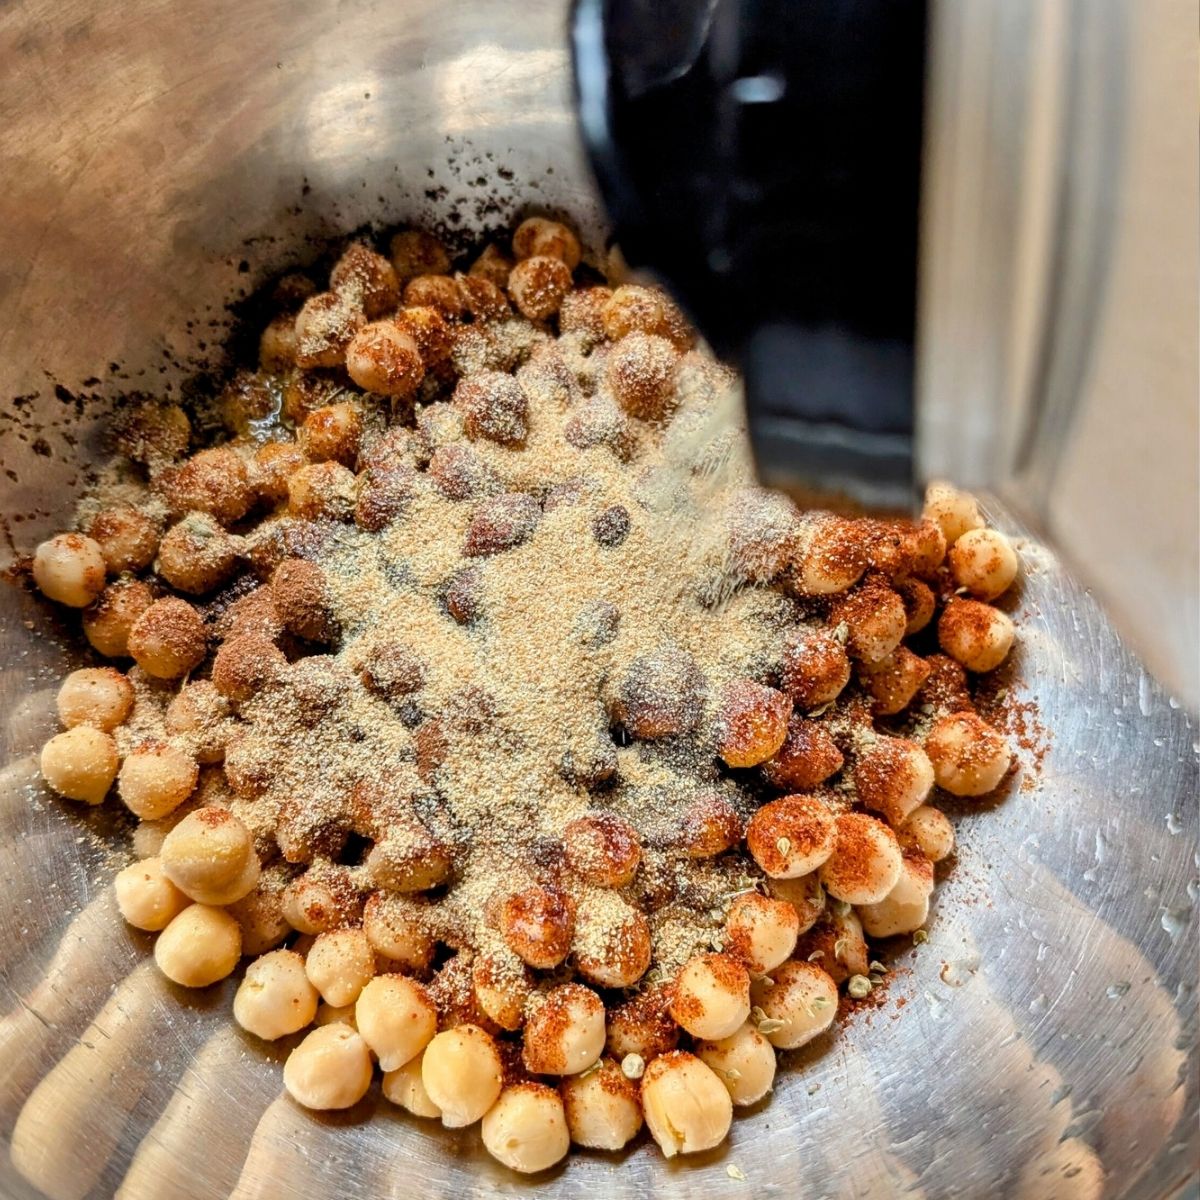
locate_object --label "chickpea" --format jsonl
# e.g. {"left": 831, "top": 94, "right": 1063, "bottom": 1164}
{"left": 480, "top": 1083, "right": 571, "bottom": 1174}
{"left": 403, "top": 274, "right": 465, "bottom": 318}
{"left": 746, "top": 794, "right": 837, "bottom": 879}
{"left": 454, "top": 370, "right": 529, "bottom": 445}
{"left": 606, "top": 331, "right": 679, "bottom": 420}
{"left": 675, "top": 790, "right": 743, "bottom": 858}
{"left": 248, "top": 442, "right": 303, "bottom": 507}
{"left": 858, "top": 853, "right": 935, "bottom": 938}
{"left": 512, "top": 216, "right": 582, "bottom": 269}
{"left": 762, "top": 715, "right": 844, "bottom": 790}
{"left": 858, "top": 646, "right": 931, "bottom": 716}
{"left": 573, "top": 894, "right": 652, "bottom": 988}
{"left": 305, "top": 928, "right": 376, "bottom": 1007}
{"left": 468, "top": 242, "right": 514, "bottom": 289}
{"left": 938, "top": 598, "right": 1016, "bottom": 673}
{"left": 793, "top": 515, "right": 867, "bottom": 596}
{"left": 853, "top": 736, "right": 935, "bottom": 826}
{"left": 563, "top": 812, "right": 641, "bottom": 887}
{"left": 293, "top": 291, "right": 365, "bottom": 369}
{"left": 153, "top": 446, "right": 255, "bottom": 526}
{"left": 778, "top": 627, "right": 851, "bottom": 710}
{"left": 281, "top": 866, "right": 363, "bottom": 934}
{"left": 118, "top": 742, "right": 198, "bottom": 821}
{"left": 606, "top": 986, "right": 680, "bottom": 1063}
{"left": 422, "top": 1024, "right": 504, "bottom": 1127}
{"left": 83, "top": 578, "right": 154, "bottom": 658}
{"left": 86, "top": 506, "right": 160, "bottom": 573}
{"left": 313, "top": 1000, "right": 358, "bottom": 1030}
{"left": 297, "top": 402, "right": 363, "bottom": 466}
{"left": 819, "top": 812, "right": 903, "bottom": 905}
{"left": 640, "top": 1051, "right": 733, "bottom": 1158}
{"left": 725, "top": 892, "right": 800, "bottom": 975}
{"left": 154, "top": 904, "right": 242, "bottom": 987}
{"left": 382, "top": 1051, "right": 442, "bottom": 1118}
{"left": 160, "top": 806, "right": 260, "bottom": 903}
{"left": 499, "top": 885, "right": 575, "bottom": 969}
{"left": 233, "top": 949, "right": 320, "bottom": 1040}
{"left": 714, "top": 679, "right": 792, "bottom": 768}
{"left": 392, "top": 304, "right": 454, "bottom": 365}
{"left": 749, "top": 960, "right": 838, "bottom": 1049}
{"left": 669, "top": 953, "right": 750, "bottom": 1041}
{"left": 456, "top": 272, "right": 511, "bottom": 322}
{"left": 210, "top": 634, "right": 285, "bottom": 705}
{"left": 922, "top": 481, "right": 983, "bottom": 545}
{"left": 601, "top": 284, "right": 669, "bottom": 341}
{"left": 114, "top": 856, "right": 189, "bottom": 931}
{"left": 559, "top": 285, "right": 613, "bottom": 342}
{"left": 32, "top": 533, "right": 106, "bottom": 607}
{"left": 507, "top": 255, "right": 573, "bottom": 320}
{"left": 355, "top": 974, "right": 437, "bottom": 1071}
{"left": 270, "top": 557, "right": 337, "bottom": 643}
{"left": 766, "top": 871, "right": 827, "bottom": 936}
{"left": 896, "top": 576, "right": 936, "bottom": 635}
{"left": 389, "top": 229, "right": 451, "bottom": 282}
{"left": 283, "top": 1024, "right": 373, "bottom": 1110}
{"left": 345, "top": 322, "right": 425, "bottom": 397}
{"left": 226, "top": 867, "right": 293, "bottom": 956}
{"left": 363, "top": 892, "right": 436, "bottom": 972}
{"left": 523, "top": 984, "right": 606, "bottom": 1076}
{"left": 924, "top": 711, "right": 1012, "bottom": 796}
{"left": 330, "top": 241, "right": 401, "bottom": 317}
{"left": 282, "top": 461, "right": 350, "bottom": 522}
{"left": 259, "top": 313, "right": 298, "bottom": 371}
{"left": 364, "top": 820, "right": 453, "bottom": 893}
{"left": 473, "top": 951, "right": 533, "bottom": 1031}
{"left": 563, "top": 394, "right": 635, "bottom": 459}
{"left": 559, "top": 1059, "right": 643, "bottom": 1150}
{"left": 723, "top": 487, "right": 802, "bottom": 583}
{"left": 898, "top": 804, "right": 955, "bottom": 862}
{"left": 127, "top": 597, "right": 207, "bottom": 680}
{"left": 55, "top": 667, "right": 133, "bottom": 732}
{"left": 828, "top": 575, "right": 907, "bottom": 664}
{"left": 115, "top": 400, "right": 191, "bottom": 465}
{"left": 696, "top": 1021, "right": 777, "bottom": 1106}
{"left": 611, "top": 645, "right": 706, "bottom": 739}
{"left": 156, "top": 513, "right": 240, "bottom": 595}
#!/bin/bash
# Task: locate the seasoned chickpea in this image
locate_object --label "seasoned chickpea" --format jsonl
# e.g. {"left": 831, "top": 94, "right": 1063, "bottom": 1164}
{"left": 746, "top": 793, "right": 837, "bottom": 879}
{"left": 233, "top": 948, "right": 320, "bottom": 1040}
{"left": 507, "top": 255, "right": 573, "bottom": 320}
{"left": 749, "top": 960, "right": 838, "bottom": 1049}
{"left": 286, "top": 461, "right": 358, "bottom": 522}
{"left": 923, "top": 481, "right": 983, "bottom": 545}
{"left": 606, "top": 331, "right": 679, "bottom": 420}
{"left": 403, "top": 273, "right": 465, "bottom": 318}
{"left": 924, "top": 711, "right": 1012, "bottom": 796}
{"left": 896, "top": 576, "right": 936, "bottom": 635}
{"left": 559, "top": 285, "right": 612, "bottom": 341}
{"left": 600, "top": 284, "right": 665, "bottom": 341}
{"left": 853, "top": 736, "right": 935, "bottom": 826}
{"left": 87, "top": 506, "right": 160, "bottom": 573}
{"left": 762, "top": 716, "right": 844, "bottom": 790}
{"left": 715, "top": 679, "right": 791, "bottom": 768}
{"left": 56, "top": 667, "right": 133, "bottom": 732}
{"left": 83, "top": 578, "right": 154, "bottom": 658}
{"left": 858, "top": 646, "right": 931, "bottom": 715}
{"left": 160, "top": 807, "right": 260, "bottom": 903}
{"left": 330, "top": 241, "right": 401, "bottom": 317}
{"left": 765, "top": 871, "right": 827, "bottom": 936}
{"left": 422, "top": 1025, "right": 504, "bottom": 1127}
{"left": 154, "top": 904, "right": 242, "bottom": 987}
{"left": 293, "top": 291, "right": 366, "bottom": 369}
{"left": 819, "top": 812, "right": 903, "bottom": 905}
{"left": 828, "top": 575, "right": 907, "bottom": 664}
{"left": 345, "top": 322, "right": 425, "bottom": 397}
{"left": 523, "top": 984, "right": 606, "bottom": 1076}
{"left": 127, "top": 597, "right": 207, "bottom": 680}
{"left": 283, "top": 1024, "right": 373, "bottom": 1110}
{"left": 676, "top": 791, "right": 743, "bottom": 858}
{"left": 898, "top": 804, "right": 955, "bottom": 862}
{"left": 363, "top": 892, "right": 436, "bottom": 972}
{"left": 365, "top": 820, "right": 452, "bottom": 893}
{"left": 696, "top": 1021, "right": 777, "bottom": 1106}
{"left": 560, "top": 1059, "right": 643, "bottom": 1150}
{"left": 382, "top": 1051, "right": 442, "bottom": 1118}
{"left": 456, "top": 272, "right": 511, "bottom": 322}
{"left": 392, "top": 304, "right": 454, "bottom": 365}
{"left": 32, "top": 533, "right": 107, "bottom": 607}
{"left": 481, "top": 1083, "right": 571, "bottom": 1174}
{"left": 114, "top": 855, "right": 189, "bottom": 931}
{"left": 116, "top": 400, "right": 191, "bottom": 465}
{"left": 725, "top": 892, "right": 800, "bottom": 975}
{"left": 282, "top": 866, "right": 363, "bottom": 934}
{"left": 305, "top": 928, "right": 376, "bottom": 1007}
{"left": 211, "top": 633, "right": 286, "bottom": 705}
{"left": 298, "top": 402, "right": 363, "bottom": 465}
{"left": 259, "top": 313, "right": 298, "bottom": 371}
{"left": 157, "top": 512, "right": 240, "bottom": 595}
{"left": 793, "top": 515, "right": 867, "bottom": 596}
{"left": 271, "top": 557, "right": 337, "bottom": 642}
{"left": 355, "top": 974, "right": 437, "bottom": 1071}
{"left": 252, "top": 441, "right": 307, "bottom": 505}
{"left": 573, "top": 895, "right": 652, "bottom": 988}
{"left": 858, "top": 853, "right": 935, "bottom": 937}
{"left": 605, "top": 987, "right": 679, "bottom": 1062}
{"left": 512, "top": 216, "right": 582, "bottom": 269}
{"left": 468, "top": 242, "right": 514, "bottom": 288}
{"left": 390, "top": 229, "right": 451, "bottom": 282}
{"left": 795, "top": 905, "right": 869, "bottom": 985}
{"left": 640, "top": 1051, "right": 733, "bottom": 1158}
{"left": 949, "top": 527, "right": 1019, "bottom": 600}
{"left": 938, "top": 598, "right": 1016, "bottom": 673}
{"left": 118, "top": 742, "right": 198, "bottom": 821}
{"left": 165, "top": 680, "right": 232, "bottom": 763}
{"left": 153, "top": 446, "right": 255, "bottom": 526}
{"left": 669, "top": 953, "right": 751, "bottom": 1040}
{"left": 563, "top": 812, "right": 641, "bottom": 887}
{"left": 778, "top": 627, "right": 851, "bottom": 710}
{"left": 472, "top": 952, "right": 533, "bottom": 1031}
{"left": 226, "top": 868, "right": 293, "bottom": 955}
{"left": 500, "top": 885, "right": 575, "bottom": 969}
{"left": 612, "top": 644, "right": 706, "bottom": 739}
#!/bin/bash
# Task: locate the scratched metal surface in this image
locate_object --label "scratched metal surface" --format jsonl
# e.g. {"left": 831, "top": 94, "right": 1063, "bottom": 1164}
{"left": 0, "top": 2, "right": 1197, "bottom": 1197}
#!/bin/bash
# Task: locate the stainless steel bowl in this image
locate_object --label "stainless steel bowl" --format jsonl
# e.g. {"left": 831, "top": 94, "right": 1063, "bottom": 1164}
{"left": 1, "top": 2, "right": 1196, "bottom": 1197}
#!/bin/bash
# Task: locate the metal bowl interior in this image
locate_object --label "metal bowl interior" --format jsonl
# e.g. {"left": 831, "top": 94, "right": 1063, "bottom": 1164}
{"left": 0, "top": 3, "right": 1196, "bottom": 1198}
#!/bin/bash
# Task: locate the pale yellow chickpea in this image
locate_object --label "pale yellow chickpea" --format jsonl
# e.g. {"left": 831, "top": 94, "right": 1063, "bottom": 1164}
{"left": 159, "top": 807, "right": 260, "bottom": 904}
{"left": 922, "top": 481, "right": 983, "bottom": 545}
{"left": 130, "top": 797, "right": 200, "bottom": 859}
{"left": 118, "top": 742, "right": 199, "bottom": 821}
{"left": 669, "top": 953, "right": 751, "bottom": 1041}
{"left": 86, "top": 506, "right": 160, "bottom": 573}
{"left": 724, "top": 892, "right": 800, "bottom": 975}
{"left": 853, "top": 736, "right": 935, "bottom": 826}
{"left": 304, "top": 928, "right": 376, "bottom": 1007}
{"left": 472, "top": 952, "right": 533, "bottom": 1031}
{"left": 938, "top": 598, "right": 1016, "bottom": 673}
{"left": 559, "top": 1059, "right": 643, "bottom": 1151}
{"left": 819, "top": 812, "right": 903, "bottom": 905}
{"left": 695, "top": 1021, "right": 777, "bottom": 1106}
{"left": 32, "top": 533, "right": 107, "bottom": 607}
{"left": 154, "top": 904, "right": 242, "bottom": 987}
{"left": 858, "top": 853, "right": 935, "bottom": 938}
{"left": 766, "top": 872, "right": 827, "bottom": 936}
{"left": 56, "top": 667, "right": 134, "bottom": 732}
{"left": 523, "top": 984, "right": 606, "bottom": 1076}
{"left": 113, "top": 856, "right": 190, "bottom": 931}
{"left": 640, "top": 1051, "right": 733, "bottom": 1158}
{"left": 512, "top": 216, "right": 582, "bottom": 269}
{"left": 313, "top": 1001, "right": 358, "bottom": 1030}
{"left": 83, "top": 578, "right": 154, "bottom": 658}
{"left": 898, "top": 805, "right": 955, "bottom": 862}
{"left": 354, "top": 974, "right": 437, "bottom": 1071}
{"left": 481, "top": 1083, "right": 571, "bottom": 1174}
{"left": 924, "top": 712, "right": 1012, "bottom": 796}
{"left": 362, "top": 892, "right": 436, "bottom": 973}
{"left": 745, "top": 793, "right": 837, "bottom": 879}
{"left": 233, "top": 949, "right": 320, "bottom": 1040}
{"left": 283, "top": 1024, "right": 373, "bottom": 1110}
{"left": 421, "top": 1024, "right": 504, "bottom": 1128}
{"left": 949, "top": 527, "right": 1019, "bottom": 600}
{"left": 749, "top": 960, "right": 838, "bottom": 1050}
{"left": 382, "top": 1051, "right": 442, "bottom": 1118}
{"left": 40, "top": 726, "right": 118, "bottom": 805}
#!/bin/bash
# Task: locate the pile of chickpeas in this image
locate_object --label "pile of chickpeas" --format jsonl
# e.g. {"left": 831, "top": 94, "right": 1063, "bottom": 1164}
{"left": 29, "top": 213, "right": 1021, "bottom": 1174}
